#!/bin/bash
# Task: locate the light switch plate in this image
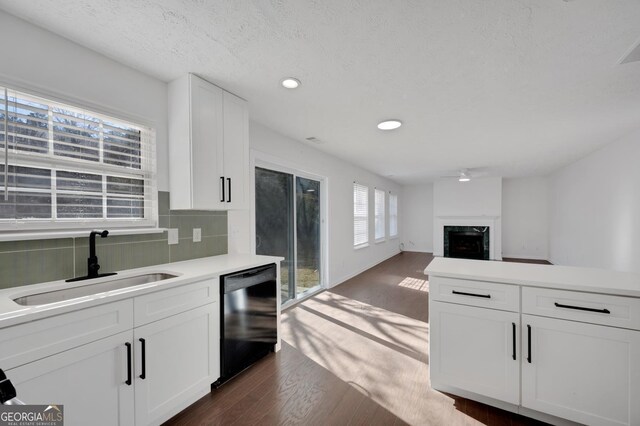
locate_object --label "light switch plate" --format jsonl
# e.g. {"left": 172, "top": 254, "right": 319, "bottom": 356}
{"left": 168, "top": 228, "right": 179, "bottom": 245}
{"left": 193, "top": 228, "right": 202, "bottom": 243}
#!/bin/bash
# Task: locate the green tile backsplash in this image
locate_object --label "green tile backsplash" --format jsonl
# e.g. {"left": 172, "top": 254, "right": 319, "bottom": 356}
{"left": 0, "top": 191, "right": 228, "bottom": 289}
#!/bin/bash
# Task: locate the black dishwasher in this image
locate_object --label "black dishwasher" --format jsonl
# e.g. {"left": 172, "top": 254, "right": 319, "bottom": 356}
{"left": 215, "top": 263, "right": 277, "bottom": 387}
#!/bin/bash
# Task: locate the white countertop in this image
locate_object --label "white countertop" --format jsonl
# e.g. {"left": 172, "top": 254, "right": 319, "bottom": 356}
{"left": 424, "top": 257, "right": 640, "bottom": 298}
{"left": 0, "top": 254, "right": 283, "bottom": 328}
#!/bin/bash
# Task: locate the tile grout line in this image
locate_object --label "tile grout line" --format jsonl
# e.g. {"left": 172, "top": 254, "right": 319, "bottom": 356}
{"left": 0, "top": 246, "right": 75, "bottom": 255}
{"left": 72, "top": 237, "right": 76, "bottom": 278}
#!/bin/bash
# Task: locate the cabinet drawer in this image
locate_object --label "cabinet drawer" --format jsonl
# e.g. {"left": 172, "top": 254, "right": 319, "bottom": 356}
{"left": 429, "top": 276, "right": 519, "bottom": 312}
{"left": 0, "top": 299, "right": 133, "bottom": 370}
{"left": 522, "top": 287, "right": 640, "bottom": 330}
{"left": 134, "top": 278, "right": 218, "bottom": 326}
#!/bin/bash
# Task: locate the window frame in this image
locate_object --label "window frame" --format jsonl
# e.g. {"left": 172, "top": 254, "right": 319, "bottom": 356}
{"left": 353, "top": 182, "right": 369, "bottom": 249}
{"left": 0, "top": 84, "right": 158, "bottom": 233}
{"left": 374, "top": 188, "right": 386, "bottom": 243}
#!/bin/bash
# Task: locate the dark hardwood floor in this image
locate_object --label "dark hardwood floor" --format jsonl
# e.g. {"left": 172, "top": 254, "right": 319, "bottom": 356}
{"left": 164, "top": 252, "right": 548, "bottom": 426}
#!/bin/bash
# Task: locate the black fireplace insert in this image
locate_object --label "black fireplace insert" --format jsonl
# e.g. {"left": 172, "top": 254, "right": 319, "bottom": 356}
{"left": 444, "top": 226, "right": 490, "bottom": 260}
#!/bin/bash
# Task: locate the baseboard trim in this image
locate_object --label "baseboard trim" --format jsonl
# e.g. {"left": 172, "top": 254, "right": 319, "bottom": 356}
{"left": 329, "top": 251, "right": 400, "bottom": 288}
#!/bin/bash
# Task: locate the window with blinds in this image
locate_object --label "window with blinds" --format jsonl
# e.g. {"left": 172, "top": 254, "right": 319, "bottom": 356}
{"left": 0, "top": 86, "right": 157, "bottom": 231}
{"left": 389, "top": 193, "right": 398, "bottom": 238}
{"left": 374, "top": 188, "right": 385, "bottom": 241}
{"left": 353, "top": 182, "right": 369, "bottom": 247}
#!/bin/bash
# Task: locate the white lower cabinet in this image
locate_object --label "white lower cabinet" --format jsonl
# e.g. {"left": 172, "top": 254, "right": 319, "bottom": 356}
{"left": 2, "top": 280, "right": 221, "bottom": 426}
{"left": 521, "top": 314, "right": 640, "bottom": 426}
{"left": 430, "top": 301, "right": 520, "bottom": 404}
{"left": 7, "top": 331, "right": 135, "bottom": 426}
{"left": 134, "top": 303, "right": 219, "bottom": 426}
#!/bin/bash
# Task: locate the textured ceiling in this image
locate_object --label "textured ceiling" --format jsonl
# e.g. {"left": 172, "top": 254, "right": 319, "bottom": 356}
{"left": 1, "top": 0, "right": 640, "bottom": 184}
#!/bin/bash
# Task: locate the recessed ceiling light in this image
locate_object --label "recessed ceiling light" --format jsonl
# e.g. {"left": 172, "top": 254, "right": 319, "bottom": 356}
{"left": 377, "top": 120, "right": 402, "bottom": 130}
{"left": 458, "top": 177, "right": 471, "bottom": 182}
{"left": 281, "top": 78, "right": 301, "bottom": 89}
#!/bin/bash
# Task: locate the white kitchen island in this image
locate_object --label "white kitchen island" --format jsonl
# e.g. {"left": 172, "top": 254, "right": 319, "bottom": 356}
{"left": 425, "top": 257, "right": 640, "bottom": 426}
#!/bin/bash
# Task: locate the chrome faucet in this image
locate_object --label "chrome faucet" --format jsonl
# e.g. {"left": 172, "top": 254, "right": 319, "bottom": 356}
{"left": 66, "top": 230, "right": 117, "bottom": 282}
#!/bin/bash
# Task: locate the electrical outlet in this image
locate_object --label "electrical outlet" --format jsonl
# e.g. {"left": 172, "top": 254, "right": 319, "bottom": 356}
{"left": 193, "top": 228, "right": 202, "bottom": 243}
{"left": 168, "top": 228, "right": 179, "bottom": 245}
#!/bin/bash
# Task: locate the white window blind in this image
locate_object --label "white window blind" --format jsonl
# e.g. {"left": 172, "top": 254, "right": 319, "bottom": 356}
{"left": 374, "top": 188, "right": 385, "bottom": 241}
{"left": 389, "top": 193, "right": 398, "bottom": 237}
{"left": 353, "top": 182, "right": 369, "bottom": 247}
{"left": 0, "top": 86, "right": 157, "bottom": 231}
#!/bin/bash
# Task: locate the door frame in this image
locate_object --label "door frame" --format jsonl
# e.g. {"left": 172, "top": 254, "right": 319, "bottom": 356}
{"left": 251, "top": 150, "right": 328, "bottom": 305}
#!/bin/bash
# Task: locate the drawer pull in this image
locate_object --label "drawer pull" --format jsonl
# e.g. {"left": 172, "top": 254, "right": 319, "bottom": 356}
{"left": 452, "top": 290, "right": 491, "bottom": 299}
{"left": 139, "top": 338, "right": 146, "bottom": 380}
{"left": 512, "top": 322, "right": 516, "bottom": 361}
{"left": 527, "top": 325, "right": 532, "bottom": 364}
{"left": 554, "top": 302, "right": 610, "bottom": 314}
{"left": 125, "top": 342, "right": 132, "bottom": 386}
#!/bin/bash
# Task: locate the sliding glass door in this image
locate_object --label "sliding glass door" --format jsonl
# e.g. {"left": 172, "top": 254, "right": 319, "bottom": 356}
{"left": 255, "top": 166, "right": 323, "bottom": 305}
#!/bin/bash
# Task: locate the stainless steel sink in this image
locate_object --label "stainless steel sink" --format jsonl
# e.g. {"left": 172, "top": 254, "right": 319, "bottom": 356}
{"left": 13, "top": 273, "right": 178, "bottom": 306}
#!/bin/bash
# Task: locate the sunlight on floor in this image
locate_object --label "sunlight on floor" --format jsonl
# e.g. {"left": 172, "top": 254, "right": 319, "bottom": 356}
{"left": 281, "top": 291, "right": 435, "bottom": 425}
{"left": 398, "top": 276, "right": 429, "bottom": 292}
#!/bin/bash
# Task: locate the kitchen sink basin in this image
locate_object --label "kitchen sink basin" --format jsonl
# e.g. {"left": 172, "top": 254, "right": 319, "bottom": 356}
{"left": 13, "top": 273, "right": 178, "bottom": 306}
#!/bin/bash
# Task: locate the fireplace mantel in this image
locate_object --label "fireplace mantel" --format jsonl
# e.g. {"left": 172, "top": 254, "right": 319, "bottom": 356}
{"left": 434, "top": 216, "right": 502, "bottom": 260}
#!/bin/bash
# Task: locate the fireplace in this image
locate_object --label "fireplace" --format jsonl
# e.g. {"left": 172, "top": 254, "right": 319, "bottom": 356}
{"left": 444, "top": 226, "right": 490, "bottom": 260}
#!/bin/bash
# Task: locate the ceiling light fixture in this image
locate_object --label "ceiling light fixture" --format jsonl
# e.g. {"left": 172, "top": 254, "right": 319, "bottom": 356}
{"left": 281, "top": 78, "right": 301, "bottom": 89}
{"left": 377, "top": 120, "right": 402, "bottom": 130}
{"left": 458, "top": 176, "right": 471, "bottom": 182}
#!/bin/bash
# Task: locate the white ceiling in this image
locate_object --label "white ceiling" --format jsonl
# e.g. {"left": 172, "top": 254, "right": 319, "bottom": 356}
{"left": 1, "top": 0, "right": 640, "bottom": 184}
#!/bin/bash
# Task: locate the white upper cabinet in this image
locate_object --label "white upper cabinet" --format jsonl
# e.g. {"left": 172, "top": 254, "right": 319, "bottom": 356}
{"left": 222, "top": 91, "right": 249, "bottom": 210}
{"left": 168, "top": 74, "right": 249, "bottom": 210}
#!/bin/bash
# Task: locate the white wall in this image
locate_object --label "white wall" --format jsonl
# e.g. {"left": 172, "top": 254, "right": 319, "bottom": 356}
{"left": 246, "top": 121, "right": 402, "bottom": 287}
{"left": 433, "top": 177, "right": 502, "bottom": 217}
{"left": 549, "top": 128, "right": 640, "bottom": 273}
{"left": 502, "top": 177, "right": 549, "bottom": 260}
{"left": 401, "top": 184, "right": 433, "bottom": 253}
{"left": 0, "top": 10, "right": 169, "bottom": 190}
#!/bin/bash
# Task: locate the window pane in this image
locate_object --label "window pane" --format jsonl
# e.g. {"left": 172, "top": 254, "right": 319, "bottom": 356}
{"left": 107, "top": 197, "right": 144, "bottom": 218}
{"left": 103, "top": 121, "right": 142, "bottom": 169}
{"left": 6, "top": 95, "right": 49, "bottom": 154}
{"left": 57, "top": 194, "right": 103, "bottom": 218}
{"left": 353, "top": 183, "right": 369, "bottom": 246}
{"left": 52, "top": 107, "right": 100, "bottom": 162}
{"left": 296, "top": 176, "right": 321, "bottom": 293}
{"left": 0, "top": 192, "right": 52, "bottom": 219}
{"left": 255, "top": 167, "right": 295, "bottom": 304}
{"left": 106, "top": 176, "right": 144, "bottom": 195}
{"left": 0, "top": 165, "right": 51, "bottom": 190}
{"left": 56, "top": 171, "right": 102, "bottom": 192}
{"left": 375, "top": 189, "right": 385, "bottom": 240}
{"left": 389, "top": 194, "right": 398, "bottom": 237}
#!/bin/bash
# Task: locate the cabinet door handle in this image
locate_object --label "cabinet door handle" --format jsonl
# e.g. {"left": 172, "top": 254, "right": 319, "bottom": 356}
{"left": 227, "top": 177, "right": 231, "bottom": 203}
{"left": 139, "top": 338, "right": 146, "bottom": 380}
{"left": 451, "top": 290, "right": 491, "bottom": 299}
{"left": 527, "top": 325, "right": 532, "bottom": 364}
{"left": 125, "top": 342, "right": 132, "bottom": 386}
{"left": 220, "top": 177, "right": 225, "bottom": 203}
{"left": 554, "top": 302, "right": 610, "bottom": 314}
{"left": 512, "top": 322, "right": 516, "bottom": 361}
